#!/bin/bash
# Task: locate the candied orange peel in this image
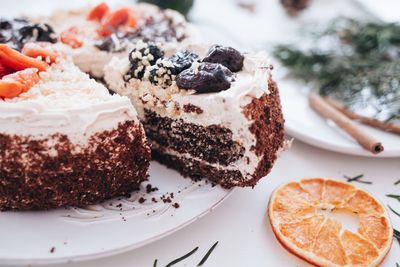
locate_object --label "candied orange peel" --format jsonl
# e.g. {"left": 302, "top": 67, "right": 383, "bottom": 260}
{"left": 60, "top": 26, "right": 83, "bottom": 49}
{"left": 0, "top": 45, "right": 55, "bottom": 98}
{"left": 268, "top": 178, "right": 393, "bottom": 267}
{"left": 22, "top": 42, "right": 58, "bottom": 64}
{"left": 97, "top": 7, "right": 138, "bottom": 37}
{"left": 87, "top": 2, "right": 110, "bottom": 22}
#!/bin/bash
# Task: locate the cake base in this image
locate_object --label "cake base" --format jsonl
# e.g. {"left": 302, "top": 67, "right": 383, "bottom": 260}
{"left": 0, "top": 120, "right": 150, "bottom": 210}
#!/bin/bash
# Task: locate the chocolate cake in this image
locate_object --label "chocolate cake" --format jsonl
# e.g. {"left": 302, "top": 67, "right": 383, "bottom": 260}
{"left": 0, "top": 44, "right": 150, "bottom": 210}
{"left": 39, "top": 2, "right": 199, "bottom": 78}
{"left": 105, "top": 43, "right": 285, "bottom": 188}
{"left": 0, "top": 3, "right": 285, "bottom": 211}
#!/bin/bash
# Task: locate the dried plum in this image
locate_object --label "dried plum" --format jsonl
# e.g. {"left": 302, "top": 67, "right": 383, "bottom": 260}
{"left": 0, "top": 19, "right": 12, "bottom": 30}
{"left": 94, "top": 33, "right": 128, "bottom": 52}
{"left": 18, "top": 23, "right": 57, "bottom": 43}
{"left": 168, "top": 50, "right": 200, "bottom": 75}
{"left": 203, "top": 45, "right": 244, "bottom": 72}
{"left": 0, "top": 18, "right": 57, "bottom": 50}
{"left": 145, "top": 50, "right": 199, "bottom": 87}
{"left": 176, "top": 62, "right": 234, "bottom": 93}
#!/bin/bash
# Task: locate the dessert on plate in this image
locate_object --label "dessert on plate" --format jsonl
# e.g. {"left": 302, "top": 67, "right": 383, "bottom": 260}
{"left": 0, "top": 3, "right": 285, "bottom": 210}
{"left": 0, "top": 43, "right": 150, "bottom": 210}
{"left": 40, "top": 2, "right": 198, "bottom": 78}
{"left": 105, "top": 42, "right": 285, "bottom": 188}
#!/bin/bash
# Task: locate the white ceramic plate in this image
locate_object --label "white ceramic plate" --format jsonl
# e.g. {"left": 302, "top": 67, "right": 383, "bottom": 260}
{"left": 0, "top": 162, "right": 232, "bottom": 265}
{"left": 277, "top": 71, "right": 400, "bottom": 158}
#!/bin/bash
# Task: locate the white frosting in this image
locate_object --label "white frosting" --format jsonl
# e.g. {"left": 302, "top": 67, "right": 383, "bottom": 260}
{"left": 41, "top": 3, "right": 201, "bottom": 78}
{"left": 0, "top": 59, "right": 138, "bottom": 145}
{"left": 104, "top": 49, "right": 273, "bottom": 179}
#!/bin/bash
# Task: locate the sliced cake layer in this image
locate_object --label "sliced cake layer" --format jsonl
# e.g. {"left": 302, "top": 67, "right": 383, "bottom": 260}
{"left": 105, "top": 42, "right": 285, "bottom": 188}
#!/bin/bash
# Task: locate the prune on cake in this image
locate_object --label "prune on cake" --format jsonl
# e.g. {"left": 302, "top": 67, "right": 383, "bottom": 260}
{"left": 95, "top": 33, "right": 128, "bottom": 52}
{"left": 0, "top": 19, "right": 12, "bottom": 30}
{"left": 176, "top": 62, "right": 234, "bottom": 93}
{"left": 168, "top": 50, "right": 200, "bottom": 75}
{"left": 126, "top": 41, "right": 164, "bottom": 80}
{"left": 18, "top": 23, "right": 57, "bottom": 43}
{"left": 145, "top": 50, "right": 199, "bottom": 87}
{"left": 202, "top": 45, "right": 244, "bottom": 72}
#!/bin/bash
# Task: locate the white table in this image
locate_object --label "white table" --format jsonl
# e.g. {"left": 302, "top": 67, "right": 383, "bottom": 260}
{"left": 1, "top": 0, "right": 399, "bottom": 266}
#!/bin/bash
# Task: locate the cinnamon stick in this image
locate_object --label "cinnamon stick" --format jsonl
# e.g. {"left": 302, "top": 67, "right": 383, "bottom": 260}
{"left": 308, "top": 93, "right": 384, "bottom": 154}
{"left": 324, "top": 97, "right": 400, "bottom": 135}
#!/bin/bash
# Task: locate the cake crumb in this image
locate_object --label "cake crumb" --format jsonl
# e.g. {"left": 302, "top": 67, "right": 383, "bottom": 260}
{"left": 138, "top": 197, "right": 146, "bottom": 204}
{"left": 146, "top": 184, "right": 159, "bottom": 193}
{"left": 172, "top": 203, "right": 180, "bottom": 209}
{"left": 50, "top": 247, "right": 55, "bottom": 253}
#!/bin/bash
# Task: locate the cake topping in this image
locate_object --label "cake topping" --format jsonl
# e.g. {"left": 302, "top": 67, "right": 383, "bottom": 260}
{"left": 22, "top": 42, "right": 58, "bottom": 64}
{"left": 146, "top": 50, "right": 200, "bottom": 88}
{"left": 94, "top": 32, "right": 128, "bottom": 52}
{"left": 0, "top": 18, "right": 57, "bottom": 51}
{"left": 168, "top": 50, "right": 200, "bottom": 75}
{"left": 96, "top": 7, "right": 138, "bottom": 37}
{"left": 86, "top": 2, "right": 110, "bottom": 22}
{"left": 203, "top": 45, "right": 244, "bottom": 72}
{"left": 94, "top": 7, "right": 187, "bottom": 52}
{"left": 0, "top": 68, "right": 40, "bottom": 98}
{"left": 124, "top": 43, "right": 242, "bottom": 92}
{"left": 0, "top": 44, "right": 48, "bottom": 72}
{"left": 60, "top": 26, "right": 83, "bottom": 49}
{"left": 176, "top": 62, "right": 234, "bottom": 93}
{"left": 85, "top": 2, "right": 139, "bottom": 38}
{"left": 126, "top": 41, "right": 164, "bottom": 80}
{"left": 0, "top": 44, "right": 57, "bottom": 98}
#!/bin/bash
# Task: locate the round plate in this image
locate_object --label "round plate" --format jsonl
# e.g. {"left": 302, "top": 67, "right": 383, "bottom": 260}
{"left": 278, "top": 74, "right": 400, "bottom": 158}
{"left": 0, "top": 162, "right": 232, "bottom": 265}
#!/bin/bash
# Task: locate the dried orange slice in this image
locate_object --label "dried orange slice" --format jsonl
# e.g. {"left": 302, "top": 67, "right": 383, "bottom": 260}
{"left": 268, "top": 178, "right": 393, "bottom": 267}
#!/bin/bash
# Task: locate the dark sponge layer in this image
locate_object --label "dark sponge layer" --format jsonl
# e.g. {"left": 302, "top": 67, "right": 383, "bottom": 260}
{"left": 146, "top": 78, "right": 285, "bottom": 188}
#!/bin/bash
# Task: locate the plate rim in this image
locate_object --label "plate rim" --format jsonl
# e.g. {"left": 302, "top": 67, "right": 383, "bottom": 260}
{"left": 0, "top": 188, "right": 234, "bottom": 266}
{"left": 285, "top": 122, "right": 400, "bottom": 158}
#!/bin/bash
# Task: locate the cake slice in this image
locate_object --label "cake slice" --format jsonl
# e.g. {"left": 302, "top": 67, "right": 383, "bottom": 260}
{"left": 0, "top": 44, "right": 150, "bottom": 210}
{"left": 105, "top": 42, "right": 285, "bottom": 188}
{"left": 40, "top": 2, "right": 198, "bottom": 78}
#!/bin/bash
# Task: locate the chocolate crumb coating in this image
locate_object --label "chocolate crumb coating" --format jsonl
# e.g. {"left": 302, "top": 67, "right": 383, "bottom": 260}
{"left": 183, "top": 104, "right": 203, "bottom": 114}
{"left": 0, "top": 120, "right": 150, "bottom": 210}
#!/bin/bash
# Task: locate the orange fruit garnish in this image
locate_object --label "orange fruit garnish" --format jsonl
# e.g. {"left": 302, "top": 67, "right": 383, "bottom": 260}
{"left": 96, "top": 7, "right": 138, "bottom": 37}
{"left": 60, "top": 26, "right": 83, "bottom": 49}
{"left": 0, "top": 61, "right": 12, "bottom": 78}
{"left": 268, "top": 178, "right": 393, "bottom": 267}
{"left": 0, "top": 44, "right": 48, "bottom": 72}
{"left": 22, "top": 42, "right": 58, "bottom": 64}
{"left": 0, "top": 68, "right": 40, "bottom": 98}
{"left": 87, "top": 2, "right": 110, "bottom": 22}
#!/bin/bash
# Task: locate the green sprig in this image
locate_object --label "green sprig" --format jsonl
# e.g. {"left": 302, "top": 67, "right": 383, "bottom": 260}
{"left": 197, "top": 241, "right": 219, "bottom": 266}
{"left": 342, "top": 174, "right": 372, "bottom": 184}
{"left": 274, "top": 18, "right": 400, "bottom": 123}
{"left": 165, "top": 247, "right": 199, "bottom": 267}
